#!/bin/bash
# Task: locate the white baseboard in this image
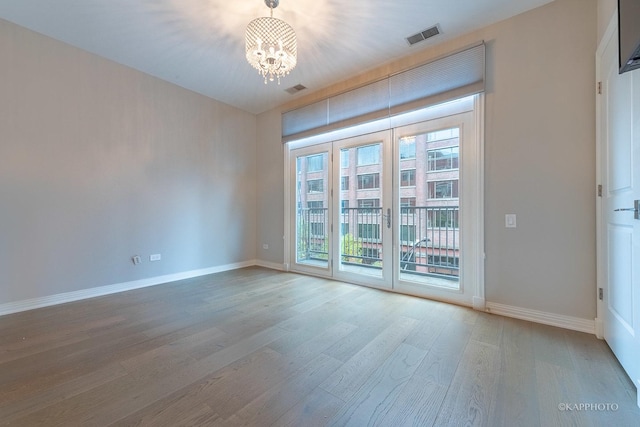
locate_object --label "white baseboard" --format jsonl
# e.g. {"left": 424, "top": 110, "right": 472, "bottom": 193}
{"left": 0, "top": 260, "right": 256, "bottom": 317}
{"left": 594, "top": 317, "right": 604, "bottom": 339}
{"left": 485, "top": 301, "right": 596, "bottom": 335}
{"left": 472, "top": 296, "right": 486, "bottom": 311}
{"left": 254, "top": 259, "right": 287, "bottom": 271}
{"left": 0, "top": 264, "right": 599, "bottom": 338}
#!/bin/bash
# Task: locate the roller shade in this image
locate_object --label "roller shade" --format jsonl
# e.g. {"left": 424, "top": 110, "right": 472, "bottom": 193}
{"left": 282, "top": 42, "right": 485, "bottom": 142}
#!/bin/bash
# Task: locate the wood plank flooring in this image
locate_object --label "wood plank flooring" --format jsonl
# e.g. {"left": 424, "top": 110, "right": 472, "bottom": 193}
{"left": 1, "top": 267, "right": 638, "bottom": 426}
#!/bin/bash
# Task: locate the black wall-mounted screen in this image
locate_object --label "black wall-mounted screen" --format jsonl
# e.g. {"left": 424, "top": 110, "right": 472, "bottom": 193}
{"left": 619, "top": 0, "right": 640, "bottom": 73}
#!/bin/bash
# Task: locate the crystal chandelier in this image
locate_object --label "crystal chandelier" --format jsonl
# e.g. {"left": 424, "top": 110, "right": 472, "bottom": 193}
{"left": 245, "top": 0, "right": 297, "bottom": 84}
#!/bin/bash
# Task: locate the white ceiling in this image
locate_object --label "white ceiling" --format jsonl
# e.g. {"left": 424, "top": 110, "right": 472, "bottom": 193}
{"left": 0, "top": 0, "right": 554, "bottom": 114}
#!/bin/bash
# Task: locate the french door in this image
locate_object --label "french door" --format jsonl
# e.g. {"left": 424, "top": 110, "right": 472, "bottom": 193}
{"left": 332, "top": 131, "right": 393, "bottom": 290}
{"left": 393, "top": 112, "right": 479, "bottom": 305}
{"left": 289, "top": 103, "right": 482, "bottom": 306}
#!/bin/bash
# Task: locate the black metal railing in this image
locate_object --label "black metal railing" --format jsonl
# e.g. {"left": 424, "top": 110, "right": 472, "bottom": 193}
{"left": 399, "top": 206, "right": 459, "bottom": 279}
{"left": 296, "top": 206, "right": 459, "bottom": 278}
{"left": 296, "top": 208, "right": 330, "bottom": 262}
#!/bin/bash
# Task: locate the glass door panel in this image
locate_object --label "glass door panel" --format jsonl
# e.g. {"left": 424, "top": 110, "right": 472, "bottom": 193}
{"left": 397, "top": 127, "right": 461, "bottom": 290}
{"left": 334, "top": 132, "right": 392, "bottom": 288}
{"left": 294, "top": 151, "right": 329, "bottom": 269}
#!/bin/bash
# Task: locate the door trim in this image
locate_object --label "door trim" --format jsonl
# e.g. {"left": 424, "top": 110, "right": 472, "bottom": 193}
{"left": 594, "top": 11, "right": 618, "bottom": 340}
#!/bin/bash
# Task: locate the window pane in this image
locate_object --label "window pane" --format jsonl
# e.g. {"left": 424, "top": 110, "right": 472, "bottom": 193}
{"left": 400, "top": 169, "right": 416, "bottom": 187}
{"left": 307, "top": 200, "right": 323, "bottom": 213}
{"left": 307, "top": 154, "right": 323, "bottom": 172}
{"left": 307, "top": 179, "right": 324, "bottom": 193}
{"left": 357, "top": 173, "right": 380, "bottom": 190}
{"left": 451, "top": 146, "right": 459, "bottom": 169}
{"left": 401, "top": 225, "right": 416, "bottom": 242}
{"left": 357, "top": 145, "right": 380, "bottom": 165}
{"left": 295, "top": 152, "right": 328, "bottom": 267}
{"left": 400, "top": 197, "right": 416, "bottom": 207}
{"left": 341, "top": 150, "right": 349, "bottom": 168}
{"left": 435, "top": 181, "right": 450, "bottom": 198}
{"left": 357, "top": 198, "right": 380, "bottom": 209}
{"left": 399, "top": 137, "right": 416, "bottom": 159}
{"left": 427, "top": 147, "right": 459, "bottom": 171}
{"left": 427, "top": 180, "right": 459, "bottom": 199}
{"left": 428, "top": 209, "right": 459, "bottom": 228}
{"left": 357, "top": 224, "right": 380, "bottom": 240}
{"left": 341, "top": 176, "right": 349, "bottom": 190}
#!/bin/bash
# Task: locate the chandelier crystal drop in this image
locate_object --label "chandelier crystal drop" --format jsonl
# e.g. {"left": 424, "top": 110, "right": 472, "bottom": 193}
{"left": 245, "top": 0, "right": 297, "bottom": 84}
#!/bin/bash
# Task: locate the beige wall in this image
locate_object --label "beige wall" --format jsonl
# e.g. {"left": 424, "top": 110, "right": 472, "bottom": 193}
{"left": 0, "top": 18, "right": 257, "bottom": 305}
{"left": 256, "top": 108, "right": 285, "bottom": 266}
{"left": 598, "top": 0, "right": 617, "bottom": 42}
{"left": 256, "top": 0, "right": 598, "bottom": 320}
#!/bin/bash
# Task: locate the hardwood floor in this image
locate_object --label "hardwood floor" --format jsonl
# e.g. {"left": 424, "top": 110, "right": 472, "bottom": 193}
{"left": 1, "top": 267, "right": 638, "bottom": 426}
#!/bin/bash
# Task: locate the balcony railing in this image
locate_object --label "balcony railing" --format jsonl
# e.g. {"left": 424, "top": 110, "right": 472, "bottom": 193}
{"left": 296, "top": 205, "right": 459, "bottom": 279}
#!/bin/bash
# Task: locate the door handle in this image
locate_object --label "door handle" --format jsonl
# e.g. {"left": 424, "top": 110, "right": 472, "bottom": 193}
{"left": 614, "top": 200, "right": 640, "bottom": 220}
{"left": 384, "top": 208, "right": 391, "bottom": 228}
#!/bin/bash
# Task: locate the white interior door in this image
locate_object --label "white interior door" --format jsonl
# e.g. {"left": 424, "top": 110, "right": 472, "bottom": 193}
{"left": 597, "top": 17, "right": 640, "bottom": 406}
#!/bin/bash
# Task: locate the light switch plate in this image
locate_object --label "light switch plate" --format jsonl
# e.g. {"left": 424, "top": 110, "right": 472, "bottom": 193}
{"left": 505, "top": 214, "right": 517, "bottom": 228}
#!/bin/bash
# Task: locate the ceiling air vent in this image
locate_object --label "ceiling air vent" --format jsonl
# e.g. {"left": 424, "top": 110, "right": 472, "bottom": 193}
{"left": 285, "top": 84, "right": 307, "bottom": 95}
{"left": 406, "top": 25, "right": 441, "bottom": 46}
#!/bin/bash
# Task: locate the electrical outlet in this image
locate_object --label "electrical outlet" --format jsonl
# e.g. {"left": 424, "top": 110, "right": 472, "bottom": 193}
{"left": 505, "top": 214, "right": 517, "bottom": 228}
{"left": 262, "top": 244, "right": 269, "bottom": 250}
{"left": 150, "top": 254, "right": 161, "bottom": 261}
{"left": 132, "top": 255, "right": 142, "bottom": 265}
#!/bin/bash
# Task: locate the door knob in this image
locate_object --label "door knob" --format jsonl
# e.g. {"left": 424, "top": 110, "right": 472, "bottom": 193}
{"left": 614, "top": 200, "right": 640, "bottom": 220}
{"left": 383, "top": 208, "right": 391, "bottom": 228}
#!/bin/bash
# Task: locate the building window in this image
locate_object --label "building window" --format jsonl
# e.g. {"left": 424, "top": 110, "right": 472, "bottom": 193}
{"left": 341, "top": 149, "right": 349, "bottom": 168}
{"left": 357, "top": 145, "right": 380, "bottom": 166}
{"left": 400, "top": 169, "right": 416, "bottom": 187}
{"left": 400, "top": 197, "right": 416, "bottom": 213}
{"left": 428, "top": 255, "right": 459, "bottom": 268}
{"left": 428, "top": 210, "right": 459, "bottom": 228}
{"left": 307, "top": 201, "right": 323, "bottom": 212}
{"left": 358, "top": 224, "right": 380, "bottom": 241}
{"left": 307, "top": 154, "right": 323, "bottom": 172}
{"left": 357, "top": 198, "right": 380, "bottom": 212}
{"left": 341, "top": 176, "right": 349, "bottom": 191}
{"left": 310, "top": 222, "right": 325, "bottom": 236}
{"left": 400, "top": 197, "right": 416, "bottom": 207}
{"left": 427, "top": 180, "right": 458, "bottom": 199}
{"left": 400, "top": 225, "right": 416, "bottom": 243}
{"left": 307, "top": 179, "right": 324, "bottom": 193}
{"left": 357, "top": 173, "right": 380, "bottom": 190}
{"left": 341, "top": 200, "right": 349, "bottom": 213}
{"left": 361, "top": 247, "right": 380, "bottom": 265}
{"left": 427, "top": 146, "right": 459, "bottom": 171}
{"left": 399, "top": 137, "right": 416, "bottom": 159}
